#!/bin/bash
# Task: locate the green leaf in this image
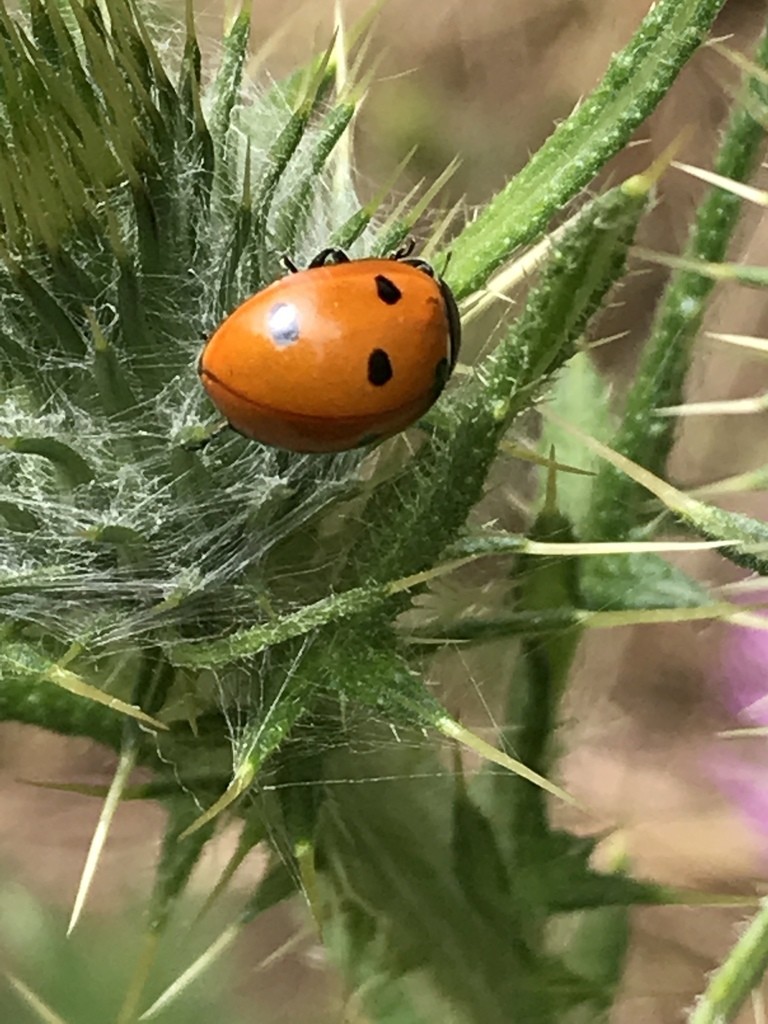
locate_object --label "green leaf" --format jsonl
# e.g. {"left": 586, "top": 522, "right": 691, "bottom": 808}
{"left": 452, "top": 780, "right": 511, "bottom": 907}
{"left": 274, "top": 100, "right": 356, "bottom": 255}
{"left": 207, "top": 4, "right": 251, "bottom": 151}
{"left": 1, "top": 436, "right": 94, "bottom": 488}
{"left": 0, "top": 499, "right": 38, "bottom": 531}
{"left": 3, "top": 263, "right": 87, "bottom": 356}
{"left": 148, "top": 801, "right": 214, "bottom": 933}
{"left": 319, "top": 754, "right": 554, "bottom": 1024}
{"left": 539, "top": 352, "right": 615, "bottom": 529}
{"left": 580, "top": 551, "right": 713, "bottom": 611}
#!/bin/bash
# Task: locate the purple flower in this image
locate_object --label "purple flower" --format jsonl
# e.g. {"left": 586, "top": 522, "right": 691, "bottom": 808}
{"left": 711, "top": 588, "right": 768, "bottom": 844}
{"left": 711, "top": 749, "right": 768, "bottom": 844}
{"left": 720, "top": 595, "right": 768, "bottom": 724}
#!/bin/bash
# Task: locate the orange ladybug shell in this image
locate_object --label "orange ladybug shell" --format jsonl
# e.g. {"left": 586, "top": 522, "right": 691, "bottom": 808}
{"left": 198, "top": 258, "right": 459, "bottom": 453}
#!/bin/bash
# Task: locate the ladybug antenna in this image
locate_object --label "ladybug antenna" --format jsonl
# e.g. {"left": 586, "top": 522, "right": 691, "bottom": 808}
{"left": 439, "top": 250, "right": 453, "bottom": 277}
{"left": 391, "top": 238, "right": 416, "bottom": 261}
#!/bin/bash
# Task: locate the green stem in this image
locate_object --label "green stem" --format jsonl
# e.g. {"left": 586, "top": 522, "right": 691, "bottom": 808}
{"left": 591, "top": 17, "right": 768, "bottom": 538}
{"left": 689, "top": 900, "right": 768, "bottom": 1023}
{"left": 445, "top": 0, "right": 727, "bottom": 298}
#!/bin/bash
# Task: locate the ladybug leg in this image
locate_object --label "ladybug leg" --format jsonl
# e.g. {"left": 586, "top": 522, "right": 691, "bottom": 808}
{"left": 280, "top": 255, "right": 301, "bottom": 274}
{"left": 307, "top": 247, "right": 351, "bottom": 269}
{"left": 181, "top": 419, "right": 231, "bottom": 452}
{"left": 403, "top": 257, "right": 435, "bottom": 277}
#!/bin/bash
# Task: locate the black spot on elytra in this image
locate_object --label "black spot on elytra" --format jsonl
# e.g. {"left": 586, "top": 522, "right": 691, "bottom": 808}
{"left": 368, "top": 348, "right": 393, "bottom": 386}
{"left": 375, "top": 275, "right": 402, "bottom": 305}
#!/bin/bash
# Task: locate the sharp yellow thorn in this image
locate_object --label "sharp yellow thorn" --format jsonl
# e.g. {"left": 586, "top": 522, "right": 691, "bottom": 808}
{"left": 500, "top": 440, "right": 594, "bottom": 476}
{"left": 719, "top": 727, "right": 768, "bottom": 739}
{"left": 139, "top": 926, "right": 240, "bottom": 1020}
{"left": 459, "top": 213, "right": 578, "bottom": 321}
{"left": 657, "top": 394, "right": 768, "bottom": 417}
{"left": 523, "top": 539, "right": 729, "bottom": 556}
{"left": 296, "top": 839, "right": 323, "bottom": 935}
{"left": 672, "top": 160, "right": 768, "bottom": 207}
{"left": 581, "top": 604, "right": 763, "bottom": 628}
{"left": 178, "top": 763, "right": 255, "bottom": 840}
{"left": 332, "top": 0, "right": 352, "bottom": 198}
{"left": 689, "top": 467, "right": 768, "bottom": 498}
{"left": 709, "top": 40, "right": 768, "bottom": 88}
{"left": 68, "top": 744, "right": 138, "bottom": 935}
{"left": 437, "top": 716, "right": 578, "bottom": 806}
{"left": 45, "top": 663, "right": 167, "bottom": 731}
{"left": 4, "top": 973, "right": 69, "bottom": 1024}
{"left": 582, "top": 329, "right": 630, "bottom": 350}
{"left": 622, "top": 126, "right": 694, "bottom": 197}
{"left": 706, "top": 331, "right": 768, "bottom": 355}
{"left": 138, "top": 923, "right": 309, "bottom": 1020}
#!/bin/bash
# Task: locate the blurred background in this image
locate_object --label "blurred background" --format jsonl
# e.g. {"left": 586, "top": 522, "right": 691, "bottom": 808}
{"left": 2, "top": 1, "right": 768, "bottom": 1020}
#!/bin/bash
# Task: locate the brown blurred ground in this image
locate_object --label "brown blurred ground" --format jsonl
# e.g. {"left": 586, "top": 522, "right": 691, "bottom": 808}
{"left": 3, "top": 1, "right": 768, "bottom": 1021}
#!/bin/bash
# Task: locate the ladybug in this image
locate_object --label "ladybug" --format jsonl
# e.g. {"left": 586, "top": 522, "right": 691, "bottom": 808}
{"left": 197, "top": 243, "right": 461, "bottom": 453}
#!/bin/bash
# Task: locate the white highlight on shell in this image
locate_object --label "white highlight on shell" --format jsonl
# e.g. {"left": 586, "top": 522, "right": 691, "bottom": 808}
{"left": 268, "top": 302, "right": 300, "bottom": 346}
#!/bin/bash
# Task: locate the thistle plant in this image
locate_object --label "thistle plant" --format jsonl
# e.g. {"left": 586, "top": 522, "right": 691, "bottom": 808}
{"left": 2, "top": 1, "right": 768, "bottom": 1022}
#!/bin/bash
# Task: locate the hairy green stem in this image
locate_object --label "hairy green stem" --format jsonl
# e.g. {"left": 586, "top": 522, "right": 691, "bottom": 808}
{"left": 445, "top": 0, "right": 727, "bottom": 298}
{"left": 590, "top": 17, "right": 768, "bottom": 538}
{"left": 689, "top": 901, "right": 768, "bottom": 1023}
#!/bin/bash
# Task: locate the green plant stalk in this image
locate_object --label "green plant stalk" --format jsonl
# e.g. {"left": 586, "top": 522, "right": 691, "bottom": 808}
{"left": 444, "top": 0, "right": 727, "bottom": 298}
{"left": 671, "top": 503, "right": 768, "bottom": 576}
{"left": 493, "top": 504, "right": 583, "bottom": 952}
{"left": 590, "top": 17, "right": 768, "bottom": 539}
{"left": 168, "top": 583, "right": 387, "bottom": 668}
{"left": 569, "top": 415, "right": 768, "bottom": 576}
{"left": 407, "top": 608, "right": 584, "bottom": 642}
{"left": 505, "top": 508, "right": 581, "bottom": 792}
{"left": 689, "top": 899, "right": 768, "bottom": 1023}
